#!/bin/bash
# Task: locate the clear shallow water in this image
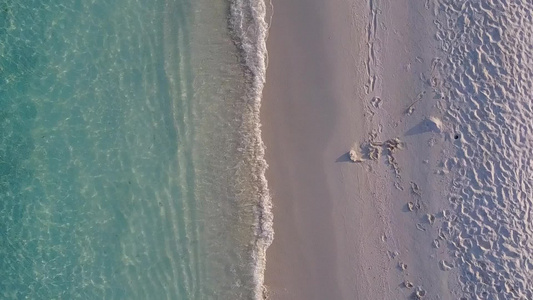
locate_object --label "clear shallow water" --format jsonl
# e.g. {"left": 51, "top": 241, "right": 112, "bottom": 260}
{"left": 0, "top": 0, "right": 271, "bottom": 299}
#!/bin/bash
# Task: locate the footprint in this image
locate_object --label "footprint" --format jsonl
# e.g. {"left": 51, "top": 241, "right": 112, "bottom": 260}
{"left": 416, "top": 223, "right": 426, "bottom": 231}
{"left": 398, "top": 261, "right": 408, "bottom": 271}
{"left": 426, "top": 214, "right": 435, "bottom": 225}
{"left": 439, "top": 260, "right": 453, "bottom": 271}
{"left": 415, "top": 287, "right": 427, "bottom": 299}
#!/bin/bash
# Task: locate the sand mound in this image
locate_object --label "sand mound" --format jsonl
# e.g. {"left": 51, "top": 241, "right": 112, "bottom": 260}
{"left": 426, "top": 116, "right": 442, "bottom": 133}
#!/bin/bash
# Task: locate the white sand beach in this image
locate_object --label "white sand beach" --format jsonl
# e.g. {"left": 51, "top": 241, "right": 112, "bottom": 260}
{"left": 261, "top": 0, "right": 532, "bottom": 299}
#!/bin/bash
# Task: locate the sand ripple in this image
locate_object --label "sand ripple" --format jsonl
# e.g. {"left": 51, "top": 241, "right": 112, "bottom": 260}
{"left": 433, "top": 0, "right": 533, "bottom": 298}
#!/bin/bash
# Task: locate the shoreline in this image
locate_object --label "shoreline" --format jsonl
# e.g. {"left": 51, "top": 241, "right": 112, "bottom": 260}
{"left": 260, "top": 0, "right": 350, "bottom": 298}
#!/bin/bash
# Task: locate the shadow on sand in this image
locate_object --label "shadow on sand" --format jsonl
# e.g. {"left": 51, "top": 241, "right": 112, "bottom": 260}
{"left": 335, "top": 152, "right": 353, "bottom": 163}
{"left": 404, "top": 119, "right": 440, "bottom": 136}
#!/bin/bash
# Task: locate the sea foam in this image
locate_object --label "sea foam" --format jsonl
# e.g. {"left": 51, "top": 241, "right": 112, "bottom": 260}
{"left": 228, "top": 0, "right": 274, "bottom": 298}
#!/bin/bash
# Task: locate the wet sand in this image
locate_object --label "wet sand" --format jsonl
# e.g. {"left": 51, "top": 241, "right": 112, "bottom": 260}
{"left": 260, "top": 0, "right": 347, "bottom": 298}
{"left": 261, "top": 0, "right": 393, "bottom": 298}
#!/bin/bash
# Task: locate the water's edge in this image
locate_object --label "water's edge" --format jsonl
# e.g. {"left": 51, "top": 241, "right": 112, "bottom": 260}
{"left": 228, "top": 0, "right": 274, "bottom": 298}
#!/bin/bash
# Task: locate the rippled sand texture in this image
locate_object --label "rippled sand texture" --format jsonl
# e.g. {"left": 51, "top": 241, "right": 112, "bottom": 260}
{"left": 433, "top": 0, "right": 533, "bottom": 298}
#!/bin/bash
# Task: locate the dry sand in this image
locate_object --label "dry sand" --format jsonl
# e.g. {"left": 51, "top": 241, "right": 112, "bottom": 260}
{"left": 261, "top": 0, "right": 532, "bottom": 299}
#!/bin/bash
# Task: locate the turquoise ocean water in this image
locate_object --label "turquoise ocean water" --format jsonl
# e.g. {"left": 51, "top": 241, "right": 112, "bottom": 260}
{"left": 0, "top": 0, "right": 272, "bottom": 299}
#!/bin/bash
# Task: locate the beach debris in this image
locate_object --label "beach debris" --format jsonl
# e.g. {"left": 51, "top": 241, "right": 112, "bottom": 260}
{"left": 432, "top": 239, "right": 440, "bottom": 248}
{"left": 416, "top": 223, "right": 426, "bottom": 231}
{"left": 404, "top": 280, "right": 414, "bottom": 289}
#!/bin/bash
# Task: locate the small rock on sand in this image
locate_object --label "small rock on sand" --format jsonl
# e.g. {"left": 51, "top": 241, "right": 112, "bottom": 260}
{"left": 349, "top": 149, "right": 363, "bottom": 162}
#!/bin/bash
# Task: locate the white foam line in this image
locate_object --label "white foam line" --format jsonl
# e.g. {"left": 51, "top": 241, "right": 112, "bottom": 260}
{"left": 228, "top": 0, "right": 274, "bottom": 299}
